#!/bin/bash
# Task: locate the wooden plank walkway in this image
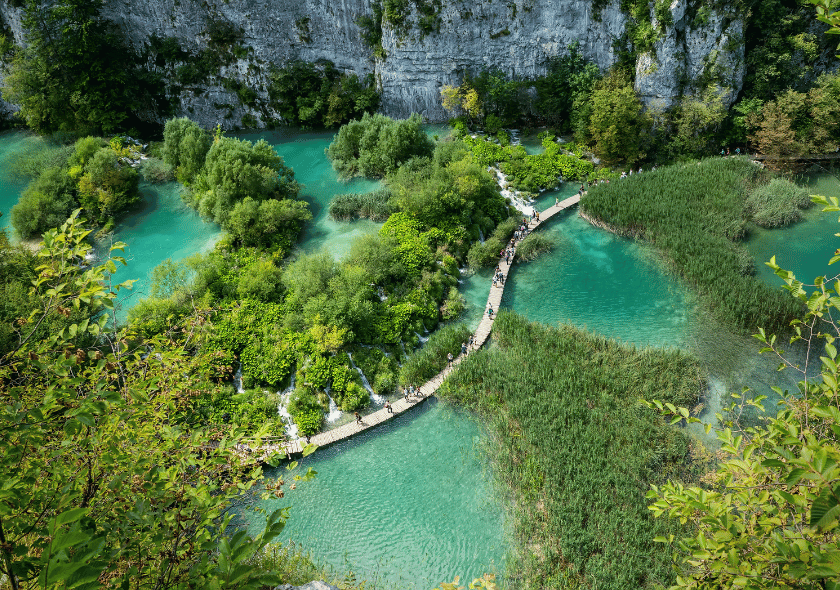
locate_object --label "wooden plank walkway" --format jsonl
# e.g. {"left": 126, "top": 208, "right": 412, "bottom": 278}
{"left": 239, "top": 194, "right": 581, "bottom": 463}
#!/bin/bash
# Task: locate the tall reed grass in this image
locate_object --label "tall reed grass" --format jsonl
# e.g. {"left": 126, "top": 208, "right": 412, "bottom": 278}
{"left": 438, "top": 311, "right": 704, "bottom": 590}
{"left": 581, "top": 157, "right": 803, "bottom": 333}
{"left": 515, "top": 233, "right": 554, "bottom": 261}
{"left": 328, "top": 188, "right": 394, "bottom": 221}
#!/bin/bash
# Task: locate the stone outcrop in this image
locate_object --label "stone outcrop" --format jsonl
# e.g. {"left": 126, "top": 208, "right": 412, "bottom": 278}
{"left": 0, "top": 0, "right": 749, "bottom": 128}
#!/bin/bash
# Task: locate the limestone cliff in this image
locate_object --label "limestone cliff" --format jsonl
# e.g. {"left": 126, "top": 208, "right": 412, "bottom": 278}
{"left": 0, "top": 0, "right": 748, "bottom": 128}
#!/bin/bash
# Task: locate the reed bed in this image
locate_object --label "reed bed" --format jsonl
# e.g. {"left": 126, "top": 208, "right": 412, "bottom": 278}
{"left": 398, "top": 323, "right": 471, "bottom": 386}
{"left": 328, "top": 188, "right": 395, "bottom": 221}
{"left": 581, "top": 157, "right": 803, "bottom": 333}
{"left": 438, "top": 311, "right": 704, "bottom": 590}
{"left": 515, "top": 233, "right": 554, "bottom": 261}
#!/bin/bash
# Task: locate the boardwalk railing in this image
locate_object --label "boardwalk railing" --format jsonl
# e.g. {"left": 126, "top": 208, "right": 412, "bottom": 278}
{"left": 239, "top": 194, "right": 581, "bottom": 462}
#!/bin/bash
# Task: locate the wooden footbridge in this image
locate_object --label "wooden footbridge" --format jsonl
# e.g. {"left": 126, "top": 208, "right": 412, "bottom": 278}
{"left": 237, "top": 194, "right": 581, "bottom": 462}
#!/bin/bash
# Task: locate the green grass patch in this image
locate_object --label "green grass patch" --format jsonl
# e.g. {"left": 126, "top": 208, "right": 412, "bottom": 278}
{"left": 580, "top": 157, "right": 804, "bottom": 333}
{"left": 466, "top": 216, "right": 518, "bottom": 268}
{"left": 328, "top": 188, "right": 394, "bottom": 221}
{"left": 398, "top": 323, "right": 471, "bottom": 386}
{"left": 438, "top": 311, "right": 704, "bottom": 590}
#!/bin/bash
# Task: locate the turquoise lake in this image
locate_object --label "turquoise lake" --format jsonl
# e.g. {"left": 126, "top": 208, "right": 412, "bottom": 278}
{"left": 2, "top": 127, "right": 839, "bottom": 587}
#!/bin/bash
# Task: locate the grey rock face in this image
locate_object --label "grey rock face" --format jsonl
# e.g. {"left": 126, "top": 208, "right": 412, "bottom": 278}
{"left": 0, "top": 0, "right": 747, "bottom": 128}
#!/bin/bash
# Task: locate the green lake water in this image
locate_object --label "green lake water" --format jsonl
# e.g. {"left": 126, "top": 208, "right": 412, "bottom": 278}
{"left": 237, "top": 399, "right": 506, "bottom": 590}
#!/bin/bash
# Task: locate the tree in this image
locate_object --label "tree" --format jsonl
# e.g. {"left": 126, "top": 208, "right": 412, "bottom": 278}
{"left": 647, "top": 195, "right": 840, "bottom": 589}
{"left": 587, "top": 70, "right": 651, "bottom": 164}
{"left": 0, "top": 211, "right": 315, "bottom": 589}
{"left": 163, "top": 117, "right": 211, "bottom": 184}
{"left": 1, "top": 0, "right": 168, "bottom": 134}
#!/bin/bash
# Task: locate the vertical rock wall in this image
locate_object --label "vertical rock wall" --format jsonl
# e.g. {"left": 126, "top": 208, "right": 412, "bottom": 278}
{"left": 0, "top": 0, "right": 748, "bottom": 128}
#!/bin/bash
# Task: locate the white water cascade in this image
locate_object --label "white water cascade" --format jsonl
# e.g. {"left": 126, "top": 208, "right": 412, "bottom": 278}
{"left": 325, "top": 386, "right": 343, "bottom": 423}
{"left": 277, "top": 373, "right": 299, "bottom": 440}
{"left": 233, "top": 362, "right": 245, "bottom": 394}
{"left": 346, "top": 352, "right": 386, "bottom": 405}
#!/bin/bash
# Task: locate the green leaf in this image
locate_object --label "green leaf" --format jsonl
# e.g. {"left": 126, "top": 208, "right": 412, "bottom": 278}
{"left": 810, "top": 494, "right": 840, "bottom": 529}
{"left": 55, "top": 507, "right": 88, "bottom": 527}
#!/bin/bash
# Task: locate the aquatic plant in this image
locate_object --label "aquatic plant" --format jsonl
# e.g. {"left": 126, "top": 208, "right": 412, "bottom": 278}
{"left": 745, "top": 176, "right": 812, "bottom": 227}
{"left": 438, "top": 311, "right": 703, "bottom": 590}
{"left": 328, "top": 187, "right": 394, "bottom": 221}
{"left": 515, "top": 232, "right": 554, "bottom": 261}
{"left": 581, "top": 157, "right": 804, "bottom": 333}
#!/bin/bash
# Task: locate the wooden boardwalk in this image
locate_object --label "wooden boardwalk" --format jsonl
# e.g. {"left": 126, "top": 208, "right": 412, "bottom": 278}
{"left": 239, "top": 194, "right": 581, "bottom": 462}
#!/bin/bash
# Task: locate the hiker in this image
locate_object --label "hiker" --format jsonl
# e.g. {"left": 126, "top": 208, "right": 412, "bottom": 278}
{"left": 736, "top": 147, "right": 741, "bottom": 156}
{"left": 462, "top": 341, "right": 468, "bottom": 355}
{"left": 403, "top": 386, "right": 408, "bottom": 400}
{"left": 447, "top": 352, "right": 454, "bottom": 367}
{"left": 385, "top": 401, "right": 393, "bottom": 414}
{"left": 488, "top": 306, "right": 494, "bottom": 318}
{"left": 354, "top": 411, "right": 362, "bottom": 424}
{"left": 720, "top": 148, "right": 725, "bottom": 156}
{"left": 726, "top": 147, "right": 730, "bottom": 156}
{"left": 555, "top": 197, "right": 559, "bottom": 207}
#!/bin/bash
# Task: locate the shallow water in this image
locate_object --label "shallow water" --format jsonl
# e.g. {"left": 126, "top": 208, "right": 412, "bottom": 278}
{"left": 0, "top": 131, "right": 47, "bottom": 235}
{"left": 238, "top": 399, "right": 506, "bottom": 590}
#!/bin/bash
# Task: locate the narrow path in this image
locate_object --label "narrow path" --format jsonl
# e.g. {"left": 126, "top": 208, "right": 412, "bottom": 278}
{"left": 239, "top": 194, "right": 581, "bottom": 462}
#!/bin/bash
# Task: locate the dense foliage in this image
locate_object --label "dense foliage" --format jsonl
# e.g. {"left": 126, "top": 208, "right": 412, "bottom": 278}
{"left": 581, "top": 157, "right": 805, "bottom": 333}
{"left": 10, "top": 135, "right": 140, "bottom": 239}
{"left": 266, "top": 60, "right": 379, "bottom": 128}
{"left": 326, "top": 112, "right": 434, "bottom": 179}
{"left": 438, "top": 311, "right": 703, "bottom": 590}
{"left": 649, "top": 196, "right": 840, "bottom": 588}
{"left": 2, "top": 0, "right": 169, "bottom": 135}
{"left": 397, "top": 322, "right": 471, "bottom": 386}
{"left": 163, "top": 118, "right": 310, "bottom": 251}
{"left": 0, "top": 214, "right": 315, "bottom": 589}
{"left": 462, "top": 133, "right": 594, "bottom": 191}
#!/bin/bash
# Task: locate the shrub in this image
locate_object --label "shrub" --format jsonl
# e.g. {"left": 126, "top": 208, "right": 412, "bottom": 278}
{"left": 10, "top": 167, "right": 76, "bottom": 239}
{"left": 140, "top": 158, "right": 174, "bottom": 183}
{"left": 326, "top": 112, "right": 434, "bottom": 179}
{"left": 398, "top": 322, "right": 471, "bottom": 386}
{"left": 162, "top": 117, "right": 211, "bottom": 183}
{"left": 292, "top": 408, "right": 324, "bottom": 436}
{"left": 466, "top": 216, "right": 518, "bottom": 268}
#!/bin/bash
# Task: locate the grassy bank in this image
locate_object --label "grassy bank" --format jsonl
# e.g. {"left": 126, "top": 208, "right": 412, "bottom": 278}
{"left": 438, "top": 311, "right": 704, "bottom": 590}
{"left": 580, "top": 157, "right": 806, "bottom": 333}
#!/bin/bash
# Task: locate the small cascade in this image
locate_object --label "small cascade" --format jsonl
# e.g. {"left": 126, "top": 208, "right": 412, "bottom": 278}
{"left": 415, "top": 331, "right": 430, "bottom": 344}
{"left": 347, "top": 352, "right": 386, "bottom": 405}
{"left": 277, "top": 374, "right": 299, "bottom": 440}
{"left": 325, "top": 386, "right": 342, "bottom": 423}
{"left": 233, "top": 362, "right": 245, "bottom": 394}
{"left": 478, "top": 227, "right": 485, "bottom": 243}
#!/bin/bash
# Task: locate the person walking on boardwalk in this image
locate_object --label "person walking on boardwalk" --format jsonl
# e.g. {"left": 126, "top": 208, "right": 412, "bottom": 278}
{"left": 385, "top": 400, "right": 393, "bottom": 414}
{"left": 354, "top": 411, "right": 362, "bottom": 424}
{"left": 403, "top": 385, "right": 408, "bottom": 400}
{"left": 488, "top": 306, "right": 494, "bottom": 318}
{"left": 447, "top": 352, "right": 454, "bottom": 367}
{"left": 461, "top": 341, "right": 468, "bottom": 356}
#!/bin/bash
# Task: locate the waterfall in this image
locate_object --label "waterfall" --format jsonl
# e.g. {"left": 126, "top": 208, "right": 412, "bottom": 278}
{"left": 233, "top": 362, "right": 245, "bottom": 394}
{"left": 347, "top": 352, "right": 385, "bottom": 405}
{"left": 325, "top": 386, "right": 343, "bottom": 423}
{"left": 276, "top": 373, "right": 299, "bottom": 439}
{"left": 415, "top": 331, "right": 430, "bottom": 344}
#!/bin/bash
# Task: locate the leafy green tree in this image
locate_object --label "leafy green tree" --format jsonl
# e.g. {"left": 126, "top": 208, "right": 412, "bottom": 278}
{"left": 326, "top": 112, "right": 434, "bottom": 179}
{"left": 0, "top": 211, "right": 315, "bottom": 589}
{"left": 162, "top": 117, "right": 211, "bottom": 183}
{"left": 648, "top": 195, "right": 840, "bottom": 589}
{"left": 10, "top": 167, "right": 76, "bottom": 239}
{"left": 188, "top": 135, "right": 300, "bottom": 227}
{"left": 533, "top": 43, "right": 602, "bottom": 131}
{"left": 76, "top": 147, "right": 140, "bottom": 221}
{"left": 1, "top": 0, "right": 168, "bottom": 134}
{"left": 668, "top": 91, "right": 727, "bottom": 157}
{"left": 225, "top": 197, "right": 312, "bottom": 251}
{"left": 587, "top": 70, "right": 651, "bottom": 164}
